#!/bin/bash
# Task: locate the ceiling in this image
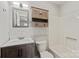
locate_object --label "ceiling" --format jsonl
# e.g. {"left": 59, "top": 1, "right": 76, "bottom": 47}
{"left": 49, "top": 1, "right": 67, "bottom": 5}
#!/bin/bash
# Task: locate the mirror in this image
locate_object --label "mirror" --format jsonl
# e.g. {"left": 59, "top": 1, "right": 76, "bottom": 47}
{"left": 12, "top": 7, "right": 29, "bottom": 28}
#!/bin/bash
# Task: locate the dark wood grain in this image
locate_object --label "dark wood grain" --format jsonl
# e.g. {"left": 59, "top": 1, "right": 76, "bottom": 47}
{"left": 1, "top": 43, "right": 38, "bottom": 58}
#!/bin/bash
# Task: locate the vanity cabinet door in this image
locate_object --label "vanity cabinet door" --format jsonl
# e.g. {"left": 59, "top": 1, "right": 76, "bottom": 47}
{"left": 1, "top": 46, "right": 18, "bottom": 58}
{"left": 25, "top": 43, "right": 36, "bottom": 58}
{"left": 18, "top": 44, "right": 35, "bottom": 58}
{"left": 18, "top": 45, "right": 27, "bottom": 58}
{"left": 17, "top": 43, "right": 36, "bottom": 58}
{"left": 32, "top": 22, "right": 48, "bottom": 27}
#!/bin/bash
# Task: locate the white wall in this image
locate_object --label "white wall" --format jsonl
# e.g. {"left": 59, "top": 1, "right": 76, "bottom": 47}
{"left": 61, "top": 2, "right": 79, "bottom": 52}
{"left": 48, "top": 5, "right": 62, "bottom": 48}
{"left": 48, "top": 4, "right": 66, "bottom": 57}
{"left": 0, "top": 2, "right": 10, "bottom": 45}
{"left": 49, "top": 2, "right": 79, "bottom": 57}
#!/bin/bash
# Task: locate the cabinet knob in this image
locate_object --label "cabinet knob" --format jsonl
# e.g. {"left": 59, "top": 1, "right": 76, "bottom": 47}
{"left": 44, "top": 24, "right": 45, "bottom": 27}
{"left": 35, "top": 23, "right": 38, "bottom": 26}
{"left": 39, "top": 13, "right": 42, "bottom": 15}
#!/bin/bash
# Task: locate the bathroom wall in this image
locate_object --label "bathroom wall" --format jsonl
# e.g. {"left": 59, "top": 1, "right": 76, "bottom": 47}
{"left": 48, "top": 5, "right": 62, "bottom": 48}
{"left": 0, "top": 2, "right": 10, "bottom": 45}
{"left": 49, "top": 2, "right": 79, "bottom": 57}
{"left": 61, "top": 2, "right": 79, "bottom": 52}
{"left": 48, "top": 4, "right": 66, "bottom": 57}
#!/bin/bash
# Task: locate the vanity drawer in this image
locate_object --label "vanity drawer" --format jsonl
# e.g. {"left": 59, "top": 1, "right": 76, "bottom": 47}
{"left": 32, "top": 22, "right": 48, "bottom": 27}
{"left": 39, "top": 10, "right": 48, "bottom": 19}
{"left": 32, "top": 7, "right": 40, "bottom": 19}
{"left": 32, "top": 7, "right": 48, "bottom": 19}
{"left": 43, "top": 23, "right": 48, "bottom": 27}
{"left": 32, "top": 22, "right": 38, "bottom": 27}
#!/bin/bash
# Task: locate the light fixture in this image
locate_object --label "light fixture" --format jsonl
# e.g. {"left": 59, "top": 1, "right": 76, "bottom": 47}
{"left": 23, "top": 4, "right": 28, "bottom": 8}
{"left": 12, "top": 2, "right": 29, "bottom": 8}
{"left": 13, "top": 2, "right": 20, "bottom": 6}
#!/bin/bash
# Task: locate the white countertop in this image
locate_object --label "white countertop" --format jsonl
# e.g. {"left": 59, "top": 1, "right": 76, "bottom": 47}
{"left": 0, "top": 38, "right": 34, "bottom": 48}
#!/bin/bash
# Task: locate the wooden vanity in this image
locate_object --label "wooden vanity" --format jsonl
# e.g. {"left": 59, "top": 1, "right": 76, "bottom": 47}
{"left": 0, "top": 39, "right": 40, "bottom": 58}
{"left": 0, "top": 43, "right": 35, "bottom": 58}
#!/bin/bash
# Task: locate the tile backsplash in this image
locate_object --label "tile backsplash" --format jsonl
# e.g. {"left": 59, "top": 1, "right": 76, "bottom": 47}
{"left": 9, "top": 28, "right": 33, "bottom": 40}
{"left": 9, "top": 28, "right": 48, "bottom": 40}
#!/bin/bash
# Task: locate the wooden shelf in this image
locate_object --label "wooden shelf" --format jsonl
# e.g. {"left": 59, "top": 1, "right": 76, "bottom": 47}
{"left": 32, "top": 18, "right": 48, "bottom": 23}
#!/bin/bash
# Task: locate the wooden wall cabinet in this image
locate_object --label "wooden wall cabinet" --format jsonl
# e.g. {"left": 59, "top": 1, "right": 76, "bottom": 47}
{"left": 0, "top": 43, "right": 38, "bottom": 58}
{"left": 32, "top": 7, "right": 48, "bottom": 19}
{"left": 32, "top": 7, "right": 48, "bottom": 28}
